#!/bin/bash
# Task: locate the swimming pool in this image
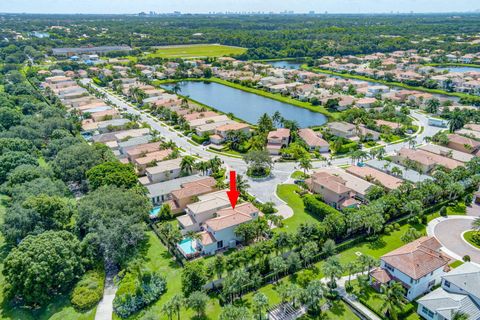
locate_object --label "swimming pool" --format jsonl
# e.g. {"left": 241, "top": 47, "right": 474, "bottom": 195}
{"left": 178, "top": 238, "right": 197, "bottom": 255}
{"left": 149, "top": 207, "right": 160, "bottom": 218}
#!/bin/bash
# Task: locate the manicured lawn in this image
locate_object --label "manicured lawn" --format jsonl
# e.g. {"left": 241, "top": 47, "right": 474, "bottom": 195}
{"left": 463, "top": 231, "right": 480, "bottom": 249}
{"left": 276, "top": 184, "right": 321, "bottom": 233}
{"left": 146, "top": 44, "right": 247, "bottom": 59}
{"left": 427, "top": 202, "right": 467, "bottom": 222}
{"left": 118, "top": 231, "right": 222, "bottom": 320}
{"left": 449, "top": 260, "right": 464, "bottom": 269}
{"left": 291, "top": 171, "right": 308, "bottom": 179}
{"left": 0, "top": 195, "right": 97, "bottom": 320}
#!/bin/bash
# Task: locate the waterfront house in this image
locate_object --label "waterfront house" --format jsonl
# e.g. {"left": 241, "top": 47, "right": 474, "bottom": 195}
{"left": 267, "top": 128, "right": 290, "bottom": 155}
{"left": 298, "top": 128, "right": 330, "bottom": 153}
{"left": 369, "top": 236, "right": 450, "bottom": 301}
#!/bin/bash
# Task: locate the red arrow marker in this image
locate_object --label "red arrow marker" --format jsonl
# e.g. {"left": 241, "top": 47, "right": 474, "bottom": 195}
{"left": 226, "top": 170, "right": 240, "bottom": 209}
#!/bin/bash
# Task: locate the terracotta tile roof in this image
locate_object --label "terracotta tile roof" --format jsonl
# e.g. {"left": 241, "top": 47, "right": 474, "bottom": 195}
{"left": 205, "top": 202, "right": 259, "bottom": 231}
{"left": 198, "top": 231, "right": 216, "bottom": 245}
{"left": 298, "top": 128, "right": 329, "bottom": 148}
{"left": 397, "top": 147, "right": 462, "bottom": 170}
{"left": 307, "top": 171, "right": 351, "bottom": 194}
{"left": 215, "top": 122, "right": 250, "bottom": 132}
{"left": 267, "top": 128, "right": 290, "bottom": 140}
{"left": 465, "top": 123, "right": 480, "bottom": 132}
{"left": 183, "top": 111, "right": 219, "bottom": 121}
{"left": 171, "top": 177, "right": 216, "bottom": 200}
{"left": 382, "top": 236, "right": 449, "bottom": 280}
{"left": 370, "top": 267, "right": 393, "bottom": 284}
{"left": 134, "top": 149, "right": 173, "bottom": 165}
{"left": 346, "top": 165, "right": 403, "bottom": 190}
{"left": 448, "top": 134, "right": 480, "bottom": 150}
{"left": 126, "top": 142, "right": 162, "bottom": 158}
{"left": 375, "top": 119, "right": 400, "bottom": 129}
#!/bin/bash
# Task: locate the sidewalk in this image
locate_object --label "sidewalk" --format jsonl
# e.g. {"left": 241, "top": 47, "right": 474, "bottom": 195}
{"left": 94, "top": 273, "right": 117, "bottom": 320}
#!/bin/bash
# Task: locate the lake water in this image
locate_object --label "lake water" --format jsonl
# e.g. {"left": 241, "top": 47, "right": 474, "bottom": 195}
{"left": 162, "top": 81, "right": 328, "bottom": 127}
{"left": 267, "top": 60, "right": 303, "bottom": 70}
{"left": 436, "top": 66, "right": 480, "bottom": 73}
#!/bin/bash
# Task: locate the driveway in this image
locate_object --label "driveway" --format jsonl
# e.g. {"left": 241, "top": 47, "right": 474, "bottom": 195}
{"left": 428, "top": 216, "right": 480, "bottom": 264}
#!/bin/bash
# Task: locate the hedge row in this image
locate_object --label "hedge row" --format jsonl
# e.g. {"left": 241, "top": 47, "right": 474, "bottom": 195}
{"left": 71, "top": 269, "right": 105, "bottom": 311}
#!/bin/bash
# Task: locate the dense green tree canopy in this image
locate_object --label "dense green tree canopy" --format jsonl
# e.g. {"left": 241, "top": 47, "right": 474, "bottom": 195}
{"left": 2, "top": 231, "right": 84, "bottom": 306}
{"left": 86, "top": 161, "right": 138, "bottom": 190}
{"left": 76, "top": 186, "right": 150, "bottom": 266}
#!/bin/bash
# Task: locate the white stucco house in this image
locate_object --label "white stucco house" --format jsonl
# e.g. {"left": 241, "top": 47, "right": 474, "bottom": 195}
{"left": 369, "top": 236, "right": 451, "bottom": 301}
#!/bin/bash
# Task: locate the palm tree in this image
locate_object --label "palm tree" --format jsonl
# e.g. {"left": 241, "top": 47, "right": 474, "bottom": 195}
{"left": 301, "top": 280, "right": 325, "bottom": 316}
{"left": 272, "top": 111, "right": 283, "bottom": 127}
{"left": 449, "top": 112, "right": 465, "bottom": 133}
{"left": 180, "top": 156, "right": 196, "bottom": 175}
{"left": 267, "top": 214, "right": 284, "bottom": 228}
{"left": 380, "top": 281, "right": 406, "bottom": 320}
{"left": 235, "top": 174, "right": 250, "bottom": 195}
{"left": 187, "top": 291, "right": 209, "bottom": 318}
{"left": 195, "top": 161, "right": 209, "bottom": 176}
{"left": 298, "top": 155, "right": 312, "bottom": 177}
{"left": 213, "top": 254, "right": 225, "bottom": 279}
{"left": 472, "top": 217, "right": 480, "bottom": 233}
{"left": 161, "top": 300, "right": 175, "bottom": 320}
{"left": 170, "top": 294, "right": 185, "bottom": 320}
{"left": 185, "top": 230, "right": 202, "bottom": 245}
{"left": 322, "top": 256, "right": 343, "bottom": 292}
{"left": 171, "top": 83, "right": 181, "bottom": 95}
{"left": 376, "top": 146, "right": 386, "bottom": 159}
{"left": 257, "top": 113, "right": 274, "bottom": 133}
{"left": 252, "top": 292, "right": 269, "bottom": 320}
{"left": 391, "top": 166, "right": 403, "bottom": 177}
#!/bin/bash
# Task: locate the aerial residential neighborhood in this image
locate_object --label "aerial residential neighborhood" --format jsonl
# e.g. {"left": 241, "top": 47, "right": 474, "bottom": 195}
{"left": 1, "top": 1, "right": 480, "bottom": 320}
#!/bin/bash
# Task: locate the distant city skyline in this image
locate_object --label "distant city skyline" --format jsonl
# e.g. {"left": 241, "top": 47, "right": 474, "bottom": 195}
{"left": 0, "top": 0, "right": 479, "bottom": 15}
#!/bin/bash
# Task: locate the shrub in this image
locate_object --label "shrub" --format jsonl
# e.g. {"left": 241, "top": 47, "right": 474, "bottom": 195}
{"left": 191, "top": 134, "right": 208, "bottom": 144}
{"left": 384, "top": 225, "right": 392, "bottom": 234}
{"left": 71, "top": 269, "right": 105, "bottom": 311}
{"left": 439, "top": 206, "right": 447, "bottom": 217}
{"left": 113, "top": 271, "right": 167, "bottom": 318}
{"left": 471, "top": 233, "right": 480, "bottom": 246}
{"left": 303, "top": 194, "right": 341, "bottom": 219}
{"left": 465, "top": 194, "right": 473, "bottom": 206}
{"left": 463, "top": 255, "right": 471, "bottom": 262}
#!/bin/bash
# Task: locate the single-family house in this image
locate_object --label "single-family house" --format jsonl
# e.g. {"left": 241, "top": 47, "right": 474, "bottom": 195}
{"left": 369, "top": 236, "right": 450, "bottom": 301}
{"left": 305, "top": 171, "right": 361, "bottom": 209}
{"left": 394, "top": 148, "right": 462, "bottom": 173}
{"left": 145, "top": 158, "right": 183, "bottom": 183}
{"left": 266, "top": 128, "right": 290, "bottom": 155}
{"left": 447, "top": 134, "right": 480, "bottom": 154}
{"left": 346, "top": 165, "right": 403, "bottom": 190}
{"left": 298, "top": 128, "right": 330, "bottom": 153}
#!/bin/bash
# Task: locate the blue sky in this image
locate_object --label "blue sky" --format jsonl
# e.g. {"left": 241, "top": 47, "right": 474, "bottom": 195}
{"left": 0, "top": 0, "right": 478, "bottom": 14}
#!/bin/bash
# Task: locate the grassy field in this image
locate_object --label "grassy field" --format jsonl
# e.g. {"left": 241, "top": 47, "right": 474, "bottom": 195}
{"left": 146, "top": 44, "right": 247, "bottom": 59}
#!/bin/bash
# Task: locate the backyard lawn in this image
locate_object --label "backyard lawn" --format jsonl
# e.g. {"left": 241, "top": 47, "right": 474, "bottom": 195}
{"left": 146, "top": 44, "right": 247, "bottom": 59}
{"left": 0, "top": 195, "right": 97, "bottom": 320}
{"left": 276, "top": 184, "right": 322, "bottom": 232}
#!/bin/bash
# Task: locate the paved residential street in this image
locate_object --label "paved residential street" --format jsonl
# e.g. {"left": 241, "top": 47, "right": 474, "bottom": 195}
{"left": 428, "top": 216, "right": 480, "bottom": 264}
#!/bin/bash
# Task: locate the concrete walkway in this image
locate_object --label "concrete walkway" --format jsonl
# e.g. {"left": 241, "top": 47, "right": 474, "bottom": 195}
{"left": 94, "top": 273, "right": 117, "bottom": 320}
{"left": 320, "top": 274, "right": 382, "bottom": 320}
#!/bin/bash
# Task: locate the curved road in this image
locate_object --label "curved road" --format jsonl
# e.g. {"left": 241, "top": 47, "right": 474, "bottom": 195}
{"left": 429, "top": 216, "right": 480, "bottom": 264}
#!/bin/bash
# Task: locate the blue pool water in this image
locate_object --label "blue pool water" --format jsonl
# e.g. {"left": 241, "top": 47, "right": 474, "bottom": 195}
{"left": 178, "top": 238, "right": 197, "bottom": 255}
{"left": 149, "top": 207, "right": 160, "bottom": 218}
